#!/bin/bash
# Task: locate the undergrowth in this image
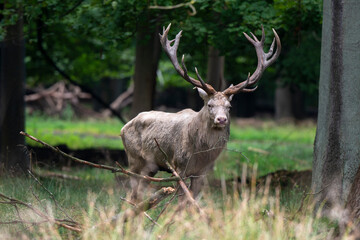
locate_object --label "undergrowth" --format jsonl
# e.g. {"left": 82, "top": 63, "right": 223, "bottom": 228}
{"left": 0, "top": 168, "right": 343, "bottom": 240}
{"left": 2, "top": 116, "right": 332, "bottom": 239}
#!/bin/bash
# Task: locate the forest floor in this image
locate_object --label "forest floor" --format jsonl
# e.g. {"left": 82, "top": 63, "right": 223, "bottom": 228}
{"left": 3, "top": 117, "right": 349, "bottom": 239}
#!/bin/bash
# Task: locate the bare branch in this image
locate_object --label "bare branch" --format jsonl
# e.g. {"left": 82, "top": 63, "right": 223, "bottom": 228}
{"left": 115, "top": 187, "right": 176, "bottom": 223}
{"left": 149, "top": 1, "right": 197, "bottom": 16}
{"left": 154, "top": 138, "right": 209, "bottom": 222}
{"left": 0, "top": 192, "right": 82, "bottom": 232}
{"left": 119, "top": 196, "right": 160, "bottom": 227}
{"left": 20, "top": 131, "right": 180, "bottom": 183}
{"left": 27, "top": 169, "right": 76, "bottom": 222}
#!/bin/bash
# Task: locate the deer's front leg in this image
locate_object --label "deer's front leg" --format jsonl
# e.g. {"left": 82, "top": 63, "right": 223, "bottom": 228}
{"left": 190, "top": 175, "right": 205, "bottom": 199}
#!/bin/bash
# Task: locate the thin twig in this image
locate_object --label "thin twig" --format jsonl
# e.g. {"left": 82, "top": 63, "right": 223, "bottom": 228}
{"left": 27, "top": 169, "right": 75, "bottom": 222}
{"left": 114, "top": 187, "right": 175, "bottom": 223}
{"left": 149, "top": 1, "right": 197, "bottom": 16}
{"left": 153, "top": 138, "right": 209, "bottom": 222}
{"left": 0, "top": 192, "right": 82, "bottom": 232}
{"left": 149, "top": 186, "right": 180, "bottom": 232}
{"left": 115, "top": 161, "right": 180, "bottom": 182}
{"left": 119, "top": 196, "right": 161, "bottom": 227}
{"left": 20, "top": 131, "right": 180, "bottom": 183}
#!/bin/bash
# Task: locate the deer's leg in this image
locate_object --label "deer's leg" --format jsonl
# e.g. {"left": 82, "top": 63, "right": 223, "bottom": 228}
{"left": 190, "top": 175, "right": 205, "bottom": 199}
{"left": 129, "top": 168, "right": 141, "bottom": 202}
{"left": 177, "top": 175, "right": 205, "bottom": 205}
{"left": 127, "top": 155, "right": 146, "bottom": 203}
{"left": 136, "top": 162, "right": 159, "bottom": 201}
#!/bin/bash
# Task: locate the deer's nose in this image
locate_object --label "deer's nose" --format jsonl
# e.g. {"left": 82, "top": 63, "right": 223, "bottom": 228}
{"left": 215, "top": 116, "right": 227, "bottom": 125}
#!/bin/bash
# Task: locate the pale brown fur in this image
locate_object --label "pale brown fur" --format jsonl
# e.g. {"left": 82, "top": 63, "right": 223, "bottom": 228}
{"left": 121, "top": 91, "right": 232, "bottom": 201}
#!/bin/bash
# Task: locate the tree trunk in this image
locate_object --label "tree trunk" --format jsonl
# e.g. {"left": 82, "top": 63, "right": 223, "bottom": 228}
{"left": 275, "top": 80, "right": 305, "bottom": 121}
{"left": 206, "top": 46, "right": 226, "bottom": 91}
{"left": 291, "top": 85, "right": 305, "bottom": 120}
{"left": 312, "top": 0, "right": 360, "bottom": 214}
{"left": 0, "top": 7, "right": 27, "bottom": 174}
{"left": 275, "top": 79, "right": 293, "bottom": 121}
{"left": 129, "top": 23, "right": 161, "bottom": 119}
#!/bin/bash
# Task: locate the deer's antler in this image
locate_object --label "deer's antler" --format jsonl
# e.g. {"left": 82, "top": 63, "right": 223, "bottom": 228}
{"left": 159, "top": 24, "right": 216, "bottom": 95}
{"left": 222, "top": 26, "right": 281, "bottom": 96}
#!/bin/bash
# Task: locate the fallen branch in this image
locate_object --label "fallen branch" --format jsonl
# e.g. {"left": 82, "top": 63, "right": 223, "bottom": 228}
{"left": 149, "top": 186, "right": 180, "bottom": 232}
{"left": 20, "top": 131, "right": 180, "bottom": 183}
{"left": 102, "top": 84, "right": 134, "bottom": 118}
{"left": 119, "top": 197, "right": 160, "bottom": 227}
{"left": 121, "top": 187, "right": 176, "bottom": 221}
{"left": 35, "top": 170, "right": 81, "bottom": 180}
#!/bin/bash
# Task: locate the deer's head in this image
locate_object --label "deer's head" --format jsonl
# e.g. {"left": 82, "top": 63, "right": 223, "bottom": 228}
{"left": 196, "top": 89, "right": 232, "bottom": 128}
{"left": 159, "top": 24, "right": 281, "bottom": 128}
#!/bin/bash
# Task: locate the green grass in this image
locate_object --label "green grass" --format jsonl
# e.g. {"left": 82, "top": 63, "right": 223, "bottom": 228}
{"left": 26, "top": 115, "right": 124, "bottom": 149}
{"left": 26, "top": 115, "right": 316, "bottom": 178}
{"left": 216, "top": 122, "right": 316, "bottom": 177}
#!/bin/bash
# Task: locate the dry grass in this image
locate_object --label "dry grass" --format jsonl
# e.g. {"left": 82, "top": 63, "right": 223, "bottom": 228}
{"left": 0, "top": 173, "right": 351, "bottom": 240}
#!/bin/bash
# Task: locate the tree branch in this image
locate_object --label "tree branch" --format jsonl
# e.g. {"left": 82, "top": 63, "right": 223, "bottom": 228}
{"left": 154, "top": 138, "right": 209, "bottom": 222}
{"left": 0, "top": 193, "right": 82, "bottom": 232}
{"left": 36, "top": 18, "right": 127, "bottom": 123}
{"left": 20, "top": 131, "right": 180, "bottom": 183}
{"left": 149, "top": 1, "right": 197, "bottom": 16}
{"left": 120, "top": 187, "right": 175, "bottom": 221}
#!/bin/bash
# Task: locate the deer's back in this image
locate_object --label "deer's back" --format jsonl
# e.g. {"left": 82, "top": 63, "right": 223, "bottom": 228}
{"left": 121, "top": 109, "right": 196, "bottom": 168}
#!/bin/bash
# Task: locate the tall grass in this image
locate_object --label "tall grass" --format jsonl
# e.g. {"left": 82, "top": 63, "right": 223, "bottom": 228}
{"left": 0, "top": 170, "right": 341, "bottom": 240}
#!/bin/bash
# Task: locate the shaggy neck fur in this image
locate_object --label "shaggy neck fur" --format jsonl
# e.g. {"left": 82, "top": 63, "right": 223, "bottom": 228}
{"left": 188, "top": 106, "right": 230, "bottom": 152}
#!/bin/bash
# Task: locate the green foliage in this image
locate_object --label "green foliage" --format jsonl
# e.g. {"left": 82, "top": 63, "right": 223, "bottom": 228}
{"left": 274, "top": 0, "right": 323, "bottom": 93}
{"left": 1, "top": 0, "right": 323, "bottom": 99}
{"left": 22, "top": 0, "right": 140, "bottom": 86}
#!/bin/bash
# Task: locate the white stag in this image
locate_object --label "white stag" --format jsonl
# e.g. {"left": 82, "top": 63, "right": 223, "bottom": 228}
{"left": 121, "top": 24, "right": 281, "bottom": 201}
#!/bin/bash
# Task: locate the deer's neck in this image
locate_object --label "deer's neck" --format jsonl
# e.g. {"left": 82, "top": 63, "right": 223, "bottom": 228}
{"left": 188, "top": 106, "right": 230, "bottom": 149}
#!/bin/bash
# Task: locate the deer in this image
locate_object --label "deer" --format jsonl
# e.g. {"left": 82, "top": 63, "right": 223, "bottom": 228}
{"left": 120, "top": 23, "right": 281, "bottom": 202}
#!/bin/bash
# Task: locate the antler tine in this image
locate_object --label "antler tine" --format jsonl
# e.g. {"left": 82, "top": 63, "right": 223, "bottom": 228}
{"left": 195, "top": 67, "right": 212, "bottom": 92}
{"left": 222, "top": 25, "right": 281, "bottom": 96}
{"left": 265, "top": 29, "right": 281, "bottom": 66}
{"left": 243, "top": 32, "right": 256, "bottom": 45}
{"left": 241, "top": 73, "right": 258, "bottom": 92}
{"left": 250, "top": 32, "right": 259, "bottom": 42}
{"left": 181, "top": 54, "right": 196, "bottom": 85}
{"left": 266, "top": 37, "right": 276, "bottom": 59}
{"left": 159, "top": 24, "right": 216, "bottom": 95}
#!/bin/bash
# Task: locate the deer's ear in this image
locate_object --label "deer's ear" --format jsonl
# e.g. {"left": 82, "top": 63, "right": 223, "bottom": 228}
{"left": 197, "top": 87, "right": 209, "bottom": 100}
